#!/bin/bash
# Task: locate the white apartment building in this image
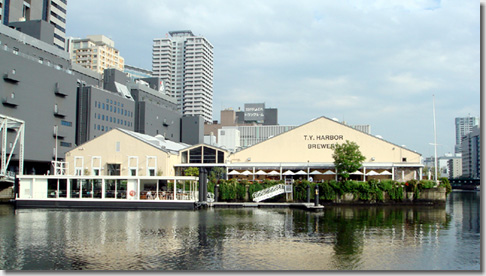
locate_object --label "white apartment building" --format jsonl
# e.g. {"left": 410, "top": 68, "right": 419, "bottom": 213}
{"left": 67, "top": 35, "right": 124, "bottom": 75}
{"left": 0, "top": 0, "right": 67, "bottom": 50}
{"left": 152, "top": 30, "right": 214, "bottom": 122}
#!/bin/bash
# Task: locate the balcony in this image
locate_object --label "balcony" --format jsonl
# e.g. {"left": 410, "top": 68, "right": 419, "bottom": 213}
{"left": 54, "top": 106, "right": 67, "bottom": 118}
{"left": 54, "top": 82, "right": 68, "bottom": 97}
{"left": 1, "top": 94, "right": 19, "bottom": 108}
{"left": 3, "top": 70, "right": 20, "bottom": 83}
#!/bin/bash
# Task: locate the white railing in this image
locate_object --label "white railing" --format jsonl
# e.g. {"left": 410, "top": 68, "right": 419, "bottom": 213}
{"left": 252, "top": 184, "right": 286, "bottom": 202}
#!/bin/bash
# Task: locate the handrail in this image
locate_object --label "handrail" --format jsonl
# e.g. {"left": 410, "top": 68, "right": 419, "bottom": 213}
{"left": 252, "top": 184, "right": 286, "bottom": 202}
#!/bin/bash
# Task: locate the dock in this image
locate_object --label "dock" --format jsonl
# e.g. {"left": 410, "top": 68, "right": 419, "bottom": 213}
{"left": 208, "top": 202, "right": 324, "bottom": 211}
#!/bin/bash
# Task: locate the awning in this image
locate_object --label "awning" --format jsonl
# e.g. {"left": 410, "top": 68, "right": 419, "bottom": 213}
{"left": 255, "top": 170, "right": 267, "bottom": 175}
{"left": 295, "top": 170, "right": 307, "bottom": 175}
{"left": 241, "top": 170, "right": 252, "bottom": 175}
{"left": 350, "top": 171, "right": 364, "bottom": 175}
{"left": 282, "top": 170, "right": 295, "bottom": 175}
{"left": 380, "top": 170, "right": 393, "bottom": 175}
{"left": 323, "top": 170, "right": 336, "bottom": 175}
{"left": 310, "top": 170, "right": 322, "bottom": 175}
{"left": 228, "top": 170, "right": 240, "bottom": 175}
{"left": 268, "top": 170, "right": 280, "bottom": 175}
{"left": 366, "top": 170, "right": 380, "bottom": 176}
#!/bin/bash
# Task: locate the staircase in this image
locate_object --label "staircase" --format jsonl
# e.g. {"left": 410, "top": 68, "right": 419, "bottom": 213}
{"left": 252, "top": 184, "right": 286, "bottom": 202}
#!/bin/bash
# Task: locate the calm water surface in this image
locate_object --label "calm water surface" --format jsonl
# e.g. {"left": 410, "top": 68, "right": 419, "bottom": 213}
{"left": 0, "top": 191, "right": 480, "bottom": 271}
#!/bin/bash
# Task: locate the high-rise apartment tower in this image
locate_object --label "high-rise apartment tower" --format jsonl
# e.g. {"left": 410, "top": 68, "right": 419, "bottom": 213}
{"left": 152, "top": 30, "right": 214, "bottom": 122}
{"left": 1, "top": 0, "right": 67, "bottom": 50}
{"left": 455, "top": 116, "right": 479, "bottom": 154}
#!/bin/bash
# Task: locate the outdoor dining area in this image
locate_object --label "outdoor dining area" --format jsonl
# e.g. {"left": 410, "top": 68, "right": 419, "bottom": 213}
{"left": 226, "top": 167, "right": 394, "bottom": 182}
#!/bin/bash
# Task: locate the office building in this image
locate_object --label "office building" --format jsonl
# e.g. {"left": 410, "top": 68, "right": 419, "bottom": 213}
{"left": 461, "top": 126, "right": 480, "bottom": 179}
{"left": 0, "top": 23, "right": 76, "bottom": 174}
{"left": 455, "top": 116, "right": 479, "bottom": 154}
{"left": 152, "top": 30, "right": 214, "bottom": 122}
{"left": 235, "top": 103, "right": 278, "bottom": 125}
{"left": 448, "top": 156, "right": 462, "bottom": 179}
{"left": 67, "top": 35, "right": 125, "bottom": 75}
{"left": 1, "top": 0, "right": 67, "bottom": 50}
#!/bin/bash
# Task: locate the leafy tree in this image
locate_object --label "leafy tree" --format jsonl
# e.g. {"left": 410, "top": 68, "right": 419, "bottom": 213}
{"left": 332, "top": 140, "right": 366, "bottom": 182}
{"left": 184, "top": 167, "right": 199, "bottom": 177}
{"left": 209, "top": 167, "right": 225, "bottom": 183}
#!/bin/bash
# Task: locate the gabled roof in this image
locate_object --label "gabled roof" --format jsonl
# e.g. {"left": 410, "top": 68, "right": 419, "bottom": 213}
{"left": 118, "top": 128, "right": 190, "bottom": 154}
{"left": 180, "top": 143, "right": 229, "bottom": 153}
{"left": 234, "top": 116, "right": 420, "bottom": 156}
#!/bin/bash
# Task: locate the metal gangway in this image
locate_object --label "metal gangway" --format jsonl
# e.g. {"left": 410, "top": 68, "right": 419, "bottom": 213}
{"left": 252, "top": 184, "right": 292, "bottom": 202}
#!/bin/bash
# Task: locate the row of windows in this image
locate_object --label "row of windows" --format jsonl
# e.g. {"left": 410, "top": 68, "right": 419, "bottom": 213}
{"left": 94, "top": 100, "right": 133, "bottom": 117}
{"left": 95, "top": 125, "right": 113, "bottom": 132}
{"left": 94, "top": 113, "right": 132, "bottom": 127}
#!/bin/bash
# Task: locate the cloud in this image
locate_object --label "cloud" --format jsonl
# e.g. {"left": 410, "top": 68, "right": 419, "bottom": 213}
{"left": 65, "top": 0, "right": 479, "bottom": 156}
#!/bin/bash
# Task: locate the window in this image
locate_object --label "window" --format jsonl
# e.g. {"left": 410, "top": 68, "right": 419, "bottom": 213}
{"left": 189, "top": 147, "right": 202, "bottom": 163}
{"left": 60, "top": 142, "right": 72, "bottom": 147}
{"left": 116, "top": 141, "right": 120, "bottom": 152}
{"left": 61, "top": 120, "right": 72, "bottom": 127}
{"left": 107, "top": 163, "right": 120, "bottom": 176}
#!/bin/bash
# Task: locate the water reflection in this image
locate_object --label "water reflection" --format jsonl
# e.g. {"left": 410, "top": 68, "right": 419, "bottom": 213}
{"left": 0, "top": 191, "right": 480, "bottom": 270}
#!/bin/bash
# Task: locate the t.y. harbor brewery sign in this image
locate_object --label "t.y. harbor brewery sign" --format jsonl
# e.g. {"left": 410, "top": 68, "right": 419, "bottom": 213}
{"left": 304, "top": 134, "right": 344, "bottom": 149}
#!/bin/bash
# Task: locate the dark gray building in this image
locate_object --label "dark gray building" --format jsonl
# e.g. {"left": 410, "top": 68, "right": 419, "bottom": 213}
{"left": 1, "top": 0, "right": 68, "bottom": 50}
{"left": 461, "top": 126, "right": 480, "bottom": 179}
{"left": 8, "top": 19, "right": 54, "bottom": 45}
{"left": 130, "top": 80, "right": 181, "bottom": 141}
{"left": 76, "top": 85, "right": 136, "bottom": 145}
{"left": 181, "top": 115, "right": 204, "bottom": 145}
{"left": 235, "top": 103, "right": 279, "bottom": 125}
{"left": 0, "top": 23, "right": 76, "bottom": 174}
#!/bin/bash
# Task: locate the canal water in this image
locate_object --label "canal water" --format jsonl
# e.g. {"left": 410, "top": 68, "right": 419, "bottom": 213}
{"left": 0, "top": 191, "right": 480, "bottom": 271}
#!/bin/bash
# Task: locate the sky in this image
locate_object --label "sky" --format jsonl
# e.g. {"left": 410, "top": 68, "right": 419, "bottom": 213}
{"left": 65, "top": 0, "right": 480, "bottom": 157}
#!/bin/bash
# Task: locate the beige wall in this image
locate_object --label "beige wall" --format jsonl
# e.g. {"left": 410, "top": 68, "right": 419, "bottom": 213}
{"left": 229, "top": 117, "right": 421, "bottom": 164}
{"left": 65, "top": 129, "right": 178, "bottom": 176}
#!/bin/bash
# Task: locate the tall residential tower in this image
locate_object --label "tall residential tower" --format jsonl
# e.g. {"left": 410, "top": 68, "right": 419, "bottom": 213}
{"left": 152, "top": 30, "right": 214, "bottom": 122}
{"left": 1, "top": 0, "right": 67, "bottom": 50}
{"left": 455, "top": 116, "right": 479, "bottom": 154}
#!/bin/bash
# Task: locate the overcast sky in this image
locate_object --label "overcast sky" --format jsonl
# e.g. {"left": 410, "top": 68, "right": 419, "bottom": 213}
{"left": 65, "top": 0, "right": 479, "bottom": 157}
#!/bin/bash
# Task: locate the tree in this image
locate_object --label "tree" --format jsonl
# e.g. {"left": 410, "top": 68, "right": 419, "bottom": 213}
{"left": 209, "top": 167, "right": 225, "bottom": 183}
{"left": 184, "top": 167, "right": 199, "bottom": 177}
{"left": 332, "top": 140, "right": 366, "bottom": 182}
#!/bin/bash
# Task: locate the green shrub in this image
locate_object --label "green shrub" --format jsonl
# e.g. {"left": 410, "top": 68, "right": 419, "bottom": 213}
{"left": 319, "top": 181, "right": 337, "bottom": 201}
{"left": 439, "top": 177, "right": 452, "bottom": 194}
{"left": 248, "top": 182, "right": 263, "bottom": 200}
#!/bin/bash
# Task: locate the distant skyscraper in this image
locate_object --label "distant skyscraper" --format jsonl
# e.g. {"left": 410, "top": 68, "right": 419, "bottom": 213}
{"left": 1, "top": 0, "right": 67, "bottom": 50}
{"left": 455, "top": 116, "right": 479, "bottom": 154}
{"left": 461, "top": 126, "right": 480, "bottom": 179}
{"left": 152, "top": 30, "right": 214, "bottom": 122}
